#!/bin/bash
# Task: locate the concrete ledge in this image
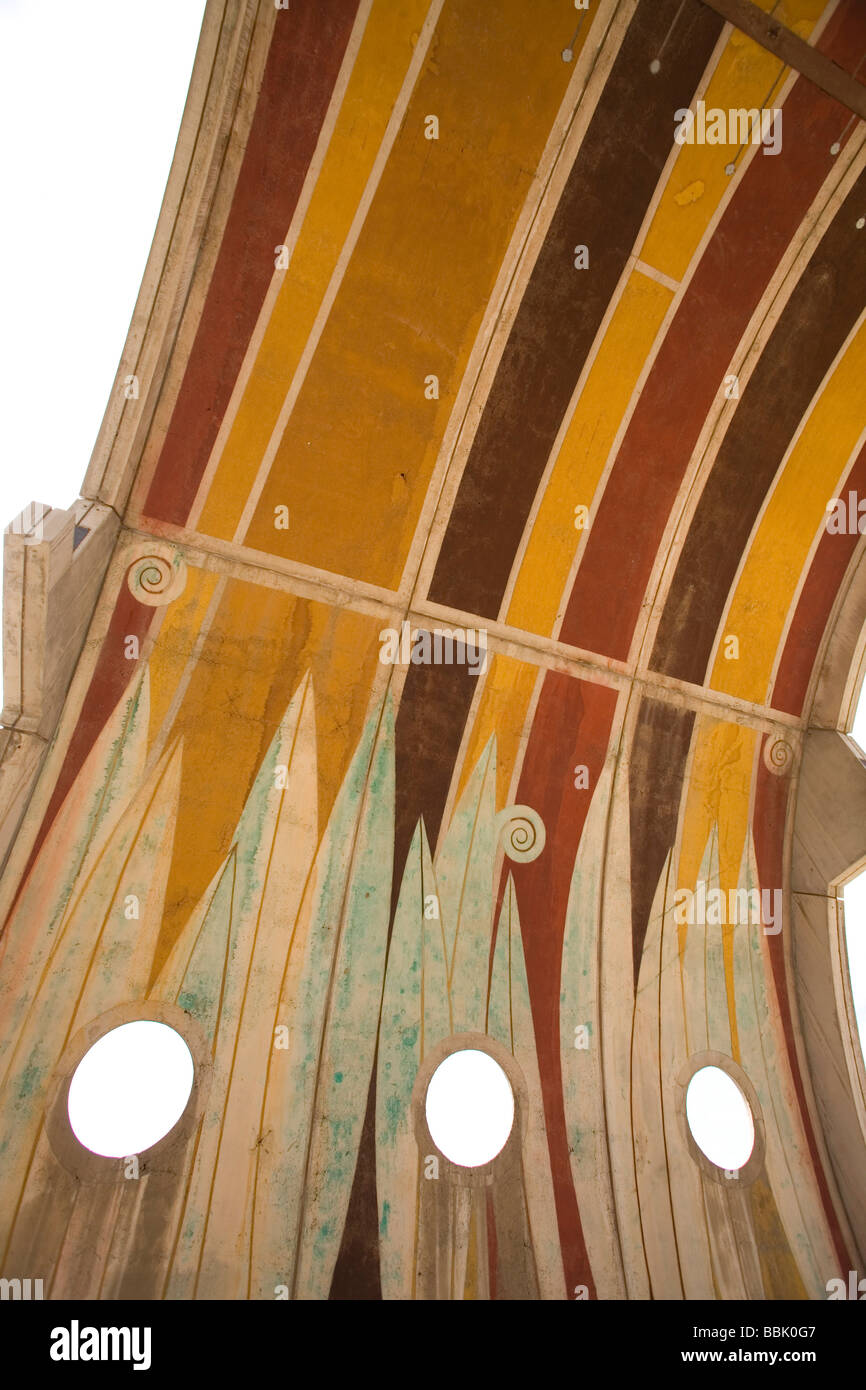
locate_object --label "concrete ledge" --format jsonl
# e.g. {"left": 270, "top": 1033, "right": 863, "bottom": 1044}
{"left": 2, "top": 501, "right": 119, "bottom": 739}
{"left": 0, "top": 499, "right": 119, "bottom": 870}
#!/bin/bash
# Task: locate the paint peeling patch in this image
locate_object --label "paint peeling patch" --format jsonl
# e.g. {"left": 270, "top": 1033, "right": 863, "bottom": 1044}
{"left": 675, "top": 180, "right": 705, "bottom": 207}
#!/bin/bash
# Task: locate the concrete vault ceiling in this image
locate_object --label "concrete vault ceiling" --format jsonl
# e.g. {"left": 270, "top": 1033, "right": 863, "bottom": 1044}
{"left": 2, "top": 0, "right": 866, "bottom": 1309}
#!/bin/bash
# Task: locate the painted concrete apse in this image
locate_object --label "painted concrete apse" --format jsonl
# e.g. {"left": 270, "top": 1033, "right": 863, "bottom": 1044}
{"left": 2, "top": 0, "right": 866, "bottom": 1300}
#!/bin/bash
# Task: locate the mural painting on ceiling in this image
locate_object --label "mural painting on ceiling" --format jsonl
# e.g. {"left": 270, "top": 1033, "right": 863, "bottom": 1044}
{"left": 0, "top": 540, "right": 845, "bottom": 1298}
{"left": 2, "top": 0, "right": 866, "bottom": 1302}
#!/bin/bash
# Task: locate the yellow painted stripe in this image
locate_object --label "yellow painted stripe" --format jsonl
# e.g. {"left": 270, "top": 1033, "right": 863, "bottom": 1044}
{"left": 154, "top": 582, "right": 383, "bottom": 974}
{"left": 242, "top": 0, "right": 596, "bottom": 587}
{"left": 506, "top": 271, "right": 672, "bottom": 635}
{"left": 198, "top": 0, "right": 430, "bottom": 540}
{"left": 639, "top": 0, "right": 827, "bottom": 284}
{"left": 676, "top": 717, "right": 758, "bottom": 1063}
{"left": 453, "top": 653, "right": 538, "bottom": 812}
{"left": 711, "top": 320, "right": 866, "bottom": 705}
{"left": 749, "top": 1177, "right": 809, "bottom": 1299}
{"left": 146, "top": 566, "right": 220, "bottom": 747}
{"left": 505, "top": 0, "right": 828, "bottom": 639}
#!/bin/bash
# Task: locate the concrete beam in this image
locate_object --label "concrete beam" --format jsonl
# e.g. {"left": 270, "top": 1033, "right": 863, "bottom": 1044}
{"left": 696, "top": 0, "right": 866, "bottom": 122}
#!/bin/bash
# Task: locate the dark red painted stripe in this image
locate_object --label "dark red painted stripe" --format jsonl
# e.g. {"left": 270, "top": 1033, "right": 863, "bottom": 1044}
{"left": 562, "top": 0, "right": 866, "bottom": 666}
{"left": 143, "top": 0, "right": 360, "bottom": 525}
{"left": 1, "top": 586, "right": 155, "bottom": 934}
{"left": 427, "top": 0, "right": 723, "bottom": 619}
{"left": 507, "top": 672, "right": 618, "bottom": 1298}
{"left": 647, "top": 160, "right": 866, "bottom": 686}
{"left": 753, "top": 748, "right": 851, "bottom": 1271}
{"left": 772, "top": 441, "right": 866, "bottom": 716}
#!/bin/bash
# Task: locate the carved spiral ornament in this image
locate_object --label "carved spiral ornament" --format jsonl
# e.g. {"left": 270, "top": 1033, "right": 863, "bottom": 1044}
{"left": 126, "top": 546, "right": 188, "bottom": 607}
{"left": 495, "top": 804, "right": 546, "bottom": 863}
{"left": 762, "top": 736, "right": 794, "bottom": 776}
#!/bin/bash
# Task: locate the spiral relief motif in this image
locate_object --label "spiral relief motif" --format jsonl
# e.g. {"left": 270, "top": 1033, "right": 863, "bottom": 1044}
{"left": 126, "top": 546, "right": 187, "bottom": 607}
{"left": 495, "top": 804, "right": 546, "bottom": 863}
{"left": 762, "top": 736, "right": 794, "bottom": 776}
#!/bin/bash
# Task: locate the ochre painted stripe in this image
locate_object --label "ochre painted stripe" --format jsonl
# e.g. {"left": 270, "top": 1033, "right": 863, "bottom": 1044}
{"left": 146, "top": 567, "right": 221, "bottom": 747}
{"left": 506, "top": 271, "right": 672, "bottom": 637}
{"left": 243, "top": 0, "right": 584, "bottom": 589}
{"left": 711, "top": 321, "right": 866, "bottom": 705}
{"left": 143, "top": 0, "right": 361, "bottom": 526}
{"left": 638, "top": 0, "right": 829, "bottom": 285}
{"left": 428, "top": 0, "right": 724, "bottom": 621}
{"left": 453, "top": 654, "right": 539, "bottom": 811}
{"left": 154, "top": 584, "right": 383, "bottom": 973}
{"left": 676, "top": 718, "right": 758, "bottom": 1064}
{"left": 647, "top": 3, "right": 866, "bottom": 682}
{"left": 507, "top": 0, "right": 830, "bottom": 641}
{"left": 772, "top": 440, "right": 866, "bottom": 715}
{"left": 563, "top": 2, "right": 866, "bottom": 664}
{"left": 196, "top": 0, "right": 431, "bottom": 541}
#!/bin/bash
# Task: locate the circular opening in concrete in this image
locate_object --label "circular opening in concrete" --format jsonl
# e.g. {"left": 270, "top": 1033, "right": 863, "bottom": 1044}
{"left": 686, "top": 1064, "right": 754, "bottom": 1170}
{"left": 68, "top": 1020, "right": 194, "bottom": 1157}
{"left": 425, "top": 1048, "right": 514, "bottom": 1167}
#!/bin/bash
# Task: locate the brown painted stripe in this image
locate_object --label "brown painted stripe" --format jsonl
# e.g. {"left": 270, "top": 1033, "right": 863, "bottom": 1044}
{"left": 563, "top": 0, "right": 866, "bottom": 665}
{"left": 330, "top": 654, "right": 478, "bottom": 1299}
{"left": 753, "top": 748, "right": 852, "bottom": 1270}
{"left": 647, "top": 162, "right": 866, "bottom": 686}
{"left": 506, "top": 672, "right": 618, "bottom": 1297}
{"left": 699, "top": 0, "right": 866, "bottom": 120}
{"left": 329, "top": 1081, "right": 381, "bottom": 1300}
{"left": 427, "top": 0, "right": 723, "bottom": 620}
{"left": 143, "top": 0, "right": 360, "bottom": 526}
{"left": 772, "top": 440, "right": 866, "bottom": 716}
{"left": 628, "top": 699, "right": 695, "bottom": 989}
{"left": 390, "top": 656, "right": 480, "bottom": 912}
{"left": 486, "top": 1188, "right": 498, "bottom": 1300}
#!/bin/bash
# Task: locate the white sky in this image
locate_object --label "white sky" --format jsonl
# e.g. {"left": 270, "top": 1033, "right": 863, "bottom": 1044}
{"left": 426, "top": 1049, "right": 515, "bottom": 1166}
{"left": 0, "top": 0, "right": 206, "bottom": 700}
{"left": 686, "top": 1065, "right": 754, "bottom": 1170}
{"left": 68, "top": 1020, "right": 194, "bottom": 1157}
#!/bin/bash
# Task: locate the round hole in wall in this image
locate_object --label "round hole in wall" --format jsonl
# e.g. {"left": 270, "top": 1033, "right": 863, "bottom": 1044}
{"left": 67, "top": 1020, "right": 194, "bottom": 1157}
{"left": 686, "top": 1064, "right": 755, "bottom": 1170}
{"left": 425, "top": 1048, "right": 514, "bottom": 1167}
